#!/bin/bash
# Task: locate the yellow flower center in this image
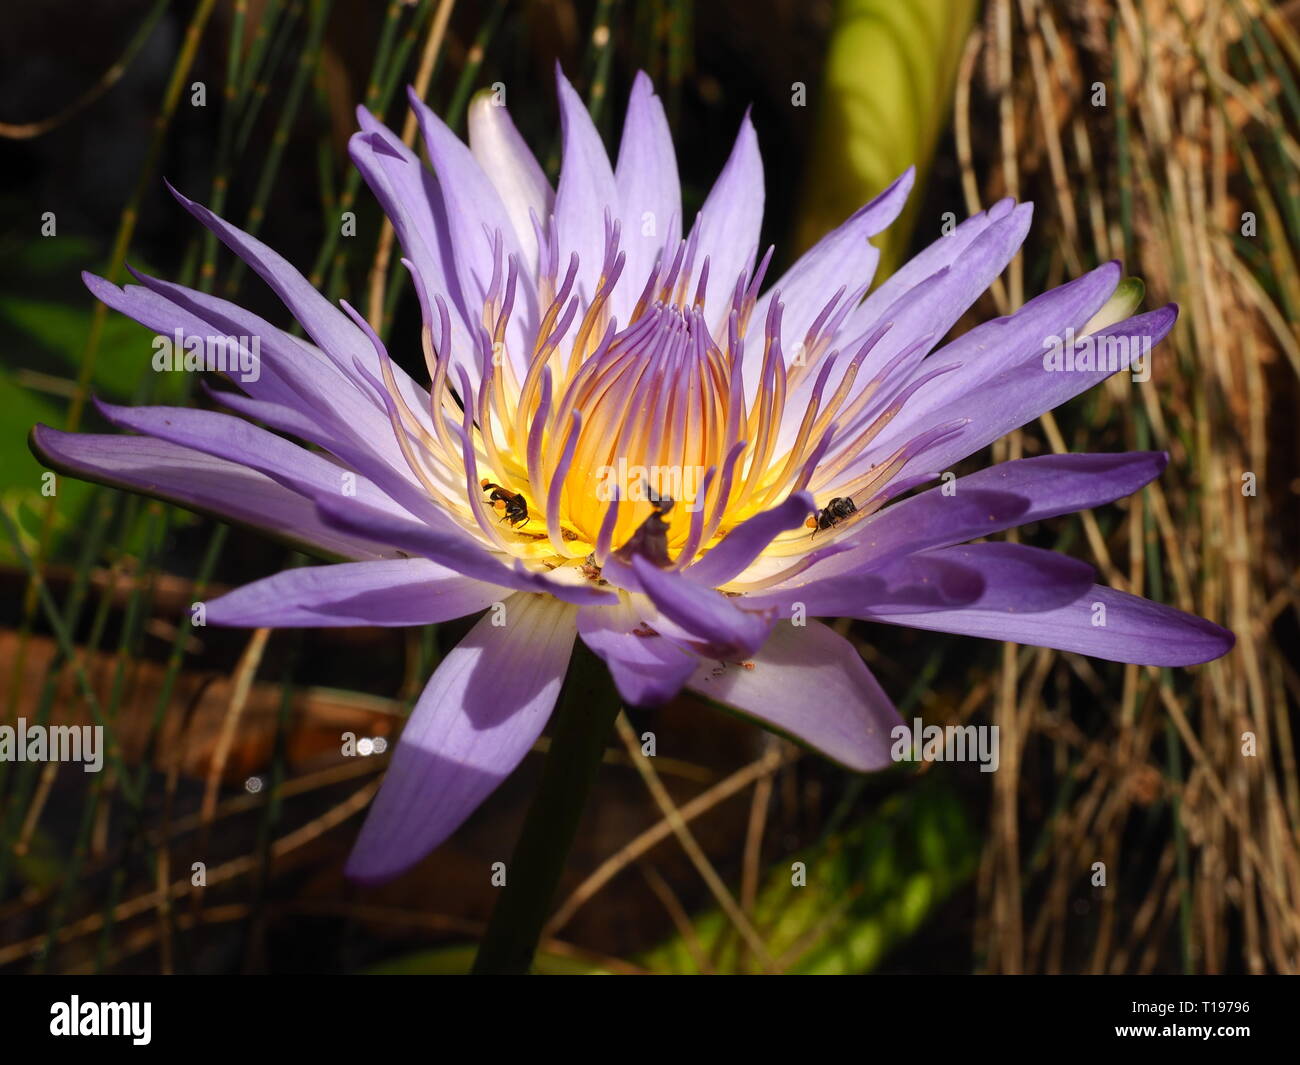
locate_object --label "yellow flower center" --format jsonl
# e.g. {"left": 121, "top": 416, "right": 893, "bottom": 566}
{"left": 368, "top": 222, "right": 920, "bottom": 581}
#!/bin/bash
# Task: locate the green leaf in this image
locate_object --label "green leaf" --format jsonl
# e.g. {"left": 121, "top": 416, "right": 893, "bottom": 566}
{"left": 0, "top": 244, "right": 190, "bottom": 561}
{"left": 0, "top": 370, "right": 94, "bottom": 563}
{"left": 363, "top": 943, "right": 613, "bottom": 975}
{"left": 795, "top": 0, "right": 978, "bottom": 277}
{"left": 0, "top": 294, "right": 175, "bottom": 403}
{"left": 638, "top": 772, "right": 980, "bottom": 974}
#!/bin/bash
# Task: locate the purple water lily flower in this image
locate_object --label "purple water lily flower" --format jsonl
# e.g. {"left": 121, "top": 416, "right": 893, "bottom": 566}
{"left": 32, "top": 69, "right": 1233, "bottom": 884}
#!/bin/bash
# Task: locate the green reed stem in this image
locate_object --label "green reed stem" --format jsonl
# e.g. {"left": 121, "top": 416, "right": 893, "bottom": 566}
{"left": 471, "top": 643, "right": 622, "bottom": 974}
{"left": 225, "top": 0, "right": 332, "bottom": 295}
{"left": 443, "top": 0, "right": 508, "bottom": 133}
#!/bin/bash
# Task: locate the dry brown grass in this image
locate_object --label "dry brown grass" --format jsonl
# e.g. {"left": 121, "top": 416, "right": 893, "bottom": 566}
{"left": 953, "top": 0, "right": 1300, "bottom": 973}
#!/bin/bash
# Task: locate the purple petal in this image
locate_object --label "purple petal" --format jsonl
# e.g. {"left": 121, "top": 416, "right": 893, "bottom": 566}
{"left": 630, "top": 555, "right": 771, "bottom": 657}
{"left": 944, "top": 450, "right": 1168, "bottom": 520}
{"left": 916, "top": 543, "right": 1095, "bottom": 611}
{"left": 202, "top": 386, "right": 444, "bottom": 527}
{"left": 165, "top": 182, "right": 429, "bottom": 404}
{"left": 31, "top": 425, "right": 394, "bottom": 561}
{"left": 467, "top": 92, "right": 554, "bottom": 278}
{"left": 199, "top": 384, "right": 346, "bottom": 455}
{"left": 205, "top": 558, "right": 506, "bottom": 628}
{"left": 613, "top": 71, "right": 682, "bottom": 322}
{"left": 750, "top": 553, "right": 980, "bottom": 617}
{"left": 687, "top": 619, "right": 902, "bottom": 770}
{"left": 553, "top": 66, "right": 620, "bottom": 309}
{"left": 839, "top": 307, "right": 1178, "bottom": 489}
{"left": 407, "top": 86, "right": 537, "bottom": 357}
{"left": 92, "top": 399, "right": 428, "bottom": 524}
{"left": 827, "top": 202, "right": 1035, "bottom": 435}
{"left": 867, "top": 584, "right": 1234, "bottom": 666}
{"left": 884, "top": 261, "right": 1122, "bottom": 428}
{"left": 83, "top": 270, "right": 319, "bottom": 416}
{"left": 751, "top": 166, "right": 913, "bottom": 397}
{"left": 805, "top": 451, "right": 1168, "bottom": 585}
{"left": 752, "top": 542, "right": 1094, "bottom": 618}
{"left": 689, "top": 109, "right": 764, "bottom": 330}
{"left": 87, "top": 268, "right": 428, "bottom": 481}
{"left": 577, "top": 599, "right": 698, "bottom": 707}
{"left": 683, "top": 490, "right": 814, "bottom": 587}
{"left": 839, "top": 197, "right": 1020, "bottom": 340}
{"left": 345, "top": 594, "right": 578, "bottom": 883}
{"left": 95, "top": 268, "right": 447, "bottom": 518}
{"left": 792, "top": 487, "right": 1032, "bottom": 585}
{"left": 348, "top": 120, "right": 478, "bottom": 378}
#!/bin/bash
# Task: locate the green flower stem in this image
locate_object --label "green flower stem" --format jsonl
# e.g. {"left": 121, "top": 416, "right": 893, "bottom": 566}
{"left": 472, "top": 642, "right": 622, "bottom": 974}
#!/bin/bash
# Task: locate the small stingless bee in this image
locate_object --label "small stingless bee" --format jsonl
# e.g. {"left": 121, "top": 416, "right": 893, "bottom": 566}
{"left": 614, "top": 486, "right": 674, "bottom": 566}
{"left": 647, "top": 489, "right": 674, "bottom": 518}
{"left": 480, "top": 479, "right": 529, "bottom": 528}
{"left": 806, "top": 495, "right": 857, "bottom": 537}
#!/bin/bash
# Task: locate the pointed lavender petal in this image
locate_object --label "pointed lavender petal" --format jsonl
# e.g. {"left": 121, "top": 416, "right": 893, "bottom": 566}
{"left": 837, "top": 307, "right": 1178, "bottom": 489}
{"left": 752, "top": 542, "right": 1094, "bottom": 618}
{"left": 553, "top": 66, "right": 620, "bottom": 311}
{"left": 687, "top": 619, "right": 902, "bottom": 771}
{"left": 407, "top": 86, "right": 537, "bottom": 360}
{"left": 800, "top": 451, "right": 1168, "bottom": 586}
{"left": 749, "top": 553, "right": 980, "bottom": 617}
{"left": 885, "top": 261, "right": 1122, "bottom": 427}
{"left": 92, "top": 399, "right": 428, "bottom": 524}
{"left": 97, "top": 269, "right": 449, "bottom": 515}
{"left": 348, "top": 120, "right": 478, "bottom": 377}
{"left": 82, "top": 270, "right": 322, "bottom": 417}
{"left": 467, "top": 92, "right": 554, "bottom": 277}
{"left": 839, "top": 196, "right": 1020, "bottom": 340}
{"left": 788, "top": 488, "right": 1032, "bottom": 585}
{"left": 31, "top": 426, "right": 394, "bottom": 561}
{"left": 345, "top": 594, "right": 578, "bottom": 883}
{"left": 827, "top": 202, "right": 1035, "bottom": 432}
{"left": 88, "top": 267, "right": 433, "bottom": 475}
{"left": 904, "top": 543, "right": 1094, "bottom": 612}
{"left": 868, "top": 584, "right": 1234, "bottom": 666}
{"left": 613, "top": 71, "right": 682, "bottom": 323}
{"left": 690, "top": 109, "right": 764, "bottom": 330}
{"left": 684, "top": 490, "right": 813, "bottom": 587}
{"left": 577, "top": 600, "right": 698, "bottom": 707}
{"left": 751, "top": 166, "right": 913, "bottom": 395}
{"left": 165, "top": 182, "right": 428, "bottom": 405}
{"left": 353, "top": 109, "right": 463, "bottom": 292}
{"left": 205, "top": 558, "right": 507, "bottom": 628}
{"left": 630, "top": 554, "right": 770, "bottom": 658}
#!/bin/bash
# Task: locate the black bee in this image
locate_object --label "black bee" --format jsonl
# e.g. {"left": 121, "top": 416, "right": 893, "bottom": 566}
{"left": 646, "top": 486, "right": 674, "bottom": 517}
{"left": 480, "top": 479, "right": 529, "bottom": 527}
{"left": 806, "top": 495, "right": 857, "bottom": 536}
{"left": 614, "top": 486, "right": 675, "bottom": 566}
